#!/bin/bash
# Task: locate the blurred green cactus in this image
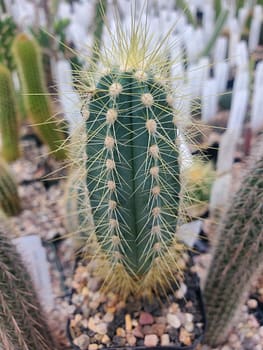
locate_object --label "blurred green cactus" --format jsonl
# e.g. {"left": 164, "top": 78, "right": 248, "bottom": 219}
{"left": 0, "top": 158, "right": 21, "bottom": 216}
{"left": 183, "top": 159, "right": 215, "bottom": 218}
{"left": 0, "top": 214, "right": 59, "bottom": 350}
{"left": 0, "top": 64, "right": 20, "bottom": 162}
{"left": 204, "top": 154, "right": 263, "bottom": 346}
{"left": 12, "top": 33, "right": 67, "bottom": 160}
{"left": 0, "top": 16, "right": 16, "bottom": 70}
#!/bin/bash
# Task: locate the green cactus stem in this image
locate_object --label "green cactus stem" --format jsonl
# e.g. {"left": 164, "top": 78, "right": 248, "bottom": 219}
{"left": 12, "top": 33, "right": 66, "bottom": 160}
{"left": 0, "top": 64, "right": 20, "bottom": 162}
{"left": 82, "top": 64, "right": 185, "bottom": 296}
{"left": 0, "top": 214, "right": 59, "bottom": 350}
{"left": 89, "top": 0, "right": 107, "bottom": 70}
{"left": 175, "top": 0, "right": 197, "bottom": 28}
{"left": 204, "top": 154, "right": 263, "bottom": 346}
{"left": 0, "top": 158, "right": 21, "bottom": 216}
{"left": 199, "top": 9, "right": 229, "bottom": 58}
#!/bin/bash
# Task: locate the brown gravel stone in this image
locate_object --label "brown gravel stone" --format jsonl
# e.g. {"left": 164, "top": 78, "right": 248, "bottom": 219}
{"left": 133, "top": 326, "right": 144, "bottom": 338}
{"left": 126, "top": 334, "right": 137, "bottom": 346}
{"left": 116, "top": 327, "right": 126, "bottom": 337}
{"left": 152, "top": 323, "right": 166, "bottom": 336}
{"left": 179, "top": 327, "right": 192, "bottom": 346}
{"left": 125, "top": 314, "right": 132, "bottom": 331}
{"left": 139, "top": 312, "right": 154, "bottom": 325}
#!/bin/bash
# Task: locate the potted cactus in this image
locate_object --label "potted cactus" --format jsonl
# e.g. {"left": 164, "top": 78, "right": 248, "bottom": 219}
{"left": 66, "top": 14, "right": 205, "bottom": 350}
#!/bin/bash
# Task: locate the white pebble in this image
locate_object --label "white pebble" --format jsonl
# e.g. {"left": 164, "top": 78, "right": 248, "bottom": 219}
{"left": 247, "top": 299, "right": 258, "bottom": 309}
{"left": 167, "top": 314, "right": 181, "bottom": 329}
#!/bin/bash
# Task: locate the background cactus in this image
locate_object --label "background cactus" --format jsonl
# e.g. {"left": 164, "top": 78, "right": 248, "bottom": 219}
{"left": 0, "top": 214, "right": 59, "bottom": 350}
{"left": 203, "top": 154, "right": 263, "bottom": 346}
{"left": 77, "top": 28, "right": 189, "bottom": 297}
{"left": 64, "top": 168, "right": 93, "bottom": 251}
{"left": 0, "top": 64, "right": 20, "bottom": 162}
{"left": 0, "top": 16, "right": 16, "bottom": 71}
{"left": 183, "top": 159, "right": 215, "bottom": 218}
{"left": 0, "top": 157, "right": 21, "bottom": 216}
{"left": 89, "top": 0, "right": 107, "bottom": 70}
{"left": 12, "top": 33, "right": 67, "bottom": 160}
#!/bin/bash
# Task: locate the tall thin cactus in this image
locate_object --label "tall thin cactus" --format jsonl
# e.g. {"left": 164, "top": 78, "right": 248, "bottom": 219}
{"left": 12, "top": 33, "right": 66, "bottom": 160}
{"left": 0, "top": 64, "right": 19, "bottom": 162}
{"left": 204, "top": 154, "right": 263, "bottom": 346}
{"left": 0, "top": 214, "right": 59, "bottom": 350}
{"left": 0, "top": 157, "right": 20, "bottom": 216}
{"left": 70, "top": 18, "right": 195, "bottom": 298}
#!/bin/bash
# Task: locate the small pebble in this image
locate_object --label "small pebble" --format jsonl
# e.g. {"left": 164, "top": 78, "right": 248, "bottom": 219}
{"left": 152, "top": 323, "right": 166, "bottom": 336}
{"left": 125, "top": 314, "right": 132, "bottom": 331}
{"left": 144, "top": 334, "right": 158, "bottom": 347}
{"left": 179, "top": 328, "right": 191, "bottom": 346}
{"left": 126, "top": 334, "right": 137, "bottom": 346}
{"left": 167, "top": 314, "right": 181, "bottom": 329}
{"left": 161, "top": 334, "right": 170, "bottom": 346}
{"left": 139, "top": 312, "right": 154, "bottom": 325}
{"left": 96, "top": 322, "right": 108, "bottom": 335}
{"left": 103, "top": 312, "right": 114, "bottom": 323}
{"left": 133, "top": 326, "right": 144, "bottom": 338}
{"left": 116, "top": 327, "right": 126, "bottom": 337}
{"left": 247, "top": 299, "right": 258, "bottom": 309}
{"left": 101, "top": 334, "right": 110, "bottom": 344}
{"left": 221, "top": 346, "right": 231, "bottom": 350}
{"left": 73, "top": 334, "right": 90, "bottom": 350}
{"left": 184, "top": 322, "right": 194, "bottom": 333}
{"left": 175, "top": 283, "right": 187, "bottom": 299}
{"left": 88, "top": 344, "right": 98, "bottom": 350}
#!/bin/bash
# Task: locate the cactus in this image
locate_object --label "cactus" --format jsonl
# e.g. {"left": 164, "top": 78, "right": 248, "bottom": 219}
{"left": 72, "top": 23, "right": 194, "bottom": 298}
{"left": 0, "top": 16, "right": 16, "bottom": 71}
{"left": 89, "top": 0, "right": 107, "bottom": 69}
{"left": 0, "top": 214, "right": 59, "bottom": 350}
{"left": 203, "top": 154, "right": 263, "bottom": 346}
{"left": 0, "top": 158, "right": 21, "bottom": 216}
{"left": 175, "top": 0, "right": 197, "bottom": 28}
{"left": 64, "top": 168, "right": 93, "bottom": 251}
{"left": 199, "top": 9, "right": 229, "bottom": 58}
{"left": 183, "top": 159, "right": 215, "bottom": 218}
{"left": 0, "top": 64, "right": 20, "bottom": 162}
{"left": 12, "top": 33, "right": 66, "bottom": 160}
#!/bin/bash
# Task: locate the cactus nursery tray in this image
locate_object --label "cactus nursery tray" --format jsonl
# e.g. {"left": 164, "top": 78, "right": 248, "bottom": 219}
{"left": 67, "top": 257, "right": 206, "bottom": 350}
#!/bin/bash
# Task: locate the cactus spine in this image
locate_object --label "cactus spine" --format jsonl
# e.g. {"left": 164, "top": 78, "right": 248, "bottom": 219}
{"left": 0, "top": 158, "right": 20, "bottom": 216}
{"left": 12, "top": 33, "right": 66, "bottom": 160}
{"left": 0, "top": 216, "right": 59, "bottom": 350}
{"left": 77, "top": 26, "right": 188, "bottom": 297}
{"left": 204, "top": 155, "right": 263, "bottom": 346}
{"left": 0, "top": 64, "right": 19, "bottom": 162}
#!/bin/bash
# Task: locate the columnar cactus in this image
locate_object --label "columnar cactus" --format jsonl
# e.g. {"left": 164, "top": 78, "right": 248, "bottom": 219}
{"left": 204, "top": 154, "right": 263, "bottom": 346}
{"left": 0, "top": 16, "right": 16, "bottom": 70}
{"left": 89, "top": 0, "right": 107, "bottom": 69}
{"left": 0, "top": 215, "right": 59, "bottom": 350}
{"left": 0, "top": 64, "right": 19, "bottom": 162}
{"left": 0, "top": 158, "right": 21, "bottom": 216}
{"left": 12, "top": 33, "right": 66, "bottom": 160}
{"left": 78, "top": 28, "right": 188, "bottom": 297}
{"left": 64, "top": 168, "right": 93, "bottom": 251}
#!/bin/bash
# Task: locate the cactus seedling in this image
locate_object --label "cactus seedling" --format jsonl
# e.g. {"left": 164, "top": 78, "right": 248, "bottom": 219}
{"left": 0, "top": 214, "right": 59, "bottom": 350}
{"left": 204, "top": 154, "right": 263, "bottom": 346}
{"left": 12, "top": 33, "right": 67, "bottom": 160}
{"left": 0, "top": 64, "right": 20, "bottom": 162}
{"left": 0, "top": 157, "right": 21, "bottom": 216}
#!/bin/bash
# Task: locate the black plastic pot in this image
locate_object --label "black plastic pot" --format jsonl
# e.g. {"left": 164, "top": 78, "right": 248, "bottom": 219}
{"left": 67, "top": 259, "right": 206, "bottom": 350}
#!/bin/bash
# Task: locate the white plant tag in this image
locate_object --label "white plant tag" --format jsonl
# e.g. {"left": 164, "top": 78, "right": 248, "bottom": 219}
{"left": 202, "top": 78, "right": 218, "bottom": 123}
{"left": 13, "top": 235, "right": 54, "bottom": 312}
{"left": 210, "top": 173, "right": 232, "bottom": 214}
{"left": 176, "top": 220, "right": 202, "bottom": 247}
